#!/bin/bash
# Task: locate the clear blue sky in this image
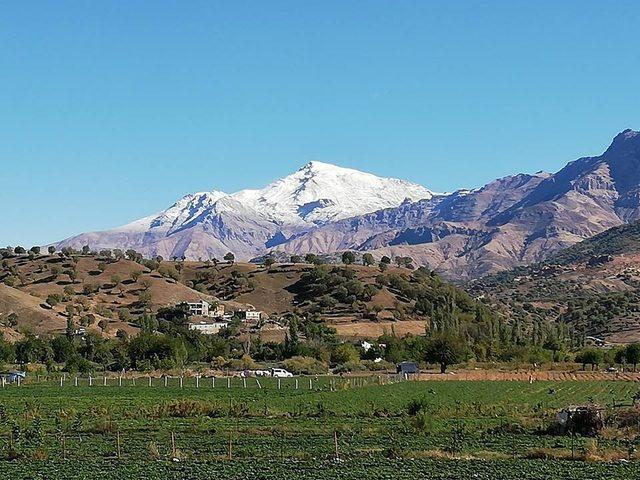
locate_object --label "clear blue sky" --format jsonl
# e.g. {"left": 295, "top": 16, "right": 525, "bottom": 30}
{"left": 2, "top": 1, "right": 639, "bottom": 247}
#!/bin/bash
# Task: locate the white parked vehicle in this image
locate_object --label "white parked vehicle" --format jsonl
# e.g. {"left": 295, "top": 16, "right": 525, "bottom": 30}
{"left": 271, "top": 368, "right": 293, "bottom": 378}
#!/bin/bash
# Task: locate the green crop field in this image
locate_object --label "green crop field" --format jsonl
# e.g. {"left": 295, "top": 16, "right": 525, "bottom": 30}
{"left": 0, "top": 379, "right": 638, "bottom": 479}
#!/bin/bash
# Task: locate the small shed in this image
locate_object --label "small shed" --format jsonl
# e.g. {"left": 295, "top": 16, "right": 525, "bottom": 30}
{"left": 396, "top": 361, "right": 419, "bottom": 375}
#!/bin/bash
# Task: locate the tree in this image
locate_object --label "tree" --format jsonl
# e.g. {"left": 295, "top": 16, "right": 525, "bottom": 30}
{"left": 624, "top": 343, "right": 640, "bottom": 372}
{"left": 290, "top": 255, "right": 302, "bottom": 264}
{"left": 424, "top": 334, "right": 468, "bottom": 373}
{"left": 111, "top": 274, "right": 123, "bottom": 293}
{"left": 140, "top": 278, "right": 153, "bottom": 291}
{"left": 6, "top": 313, "right": 18, "bottom": 328}
{"left": 14, "top": 246, "right": 26, "bottom": 255}
{"left": 29, "top": 246, "right": 41, "bottom": 255}
{"left": 362, "top": 253, "right": 375, "bottom": 266}
{"left": 67, "top": 268, "right": 78, "bottom": 284}
{"left": 138, "top": 290, "right": 152, "bottom": 307}
{"left": 575, "top": 348, "right": 603, "bottom": 371}
{"left": 82, "top": 245, "right": 91, "bottom": 255}
{"left": 131, "top": 270, "right": 142, "bottom": 282}
{"left": 395, "top": 256, "right": 414, "bottom": 269}
{"left": 47, "top": 246, "right": 56, "bottom": 255}
{"left": 224, "top": 252, "right": 235, "bottom": 264}
{"left": 66, "top": 318, "right": 75, "bottom": 338}
{"left": 341, "top": 251, "right": 356, "bottom": 265}
{"left": 380, "top": 256, "right": 391, "bottom": 265}
{"left": 263, "top": 256, "right": 276, "bottom": 268}
{"left": 50, "top": 265, "right": 61, "bottom": 279}
{"left": 378, "top": 262, "right": 389, "bottom": 273}
{"left": 331, "top": 343, "right": 360, "bottom": 364}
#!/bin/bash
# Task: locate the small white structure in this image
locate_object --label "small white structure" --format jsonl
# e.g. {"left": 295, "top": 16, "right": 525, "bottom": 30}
{"left": 361, "top": 341, "right": 373, "bottom": 352}
{"left": 244, "top": 310, "right": 263, "bottom": 321}
{"left": 186, "top": 300, "right": 224, "bottom": 318}
{"left": 188, "top": 321, "right": 228, "bottom": 335}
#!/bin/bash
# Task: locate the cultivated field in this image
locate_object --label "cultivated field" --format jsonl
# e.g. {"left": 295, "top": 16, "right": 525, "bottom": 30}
{"left": 0, "top": 379, "right": 639, "bottom": 479}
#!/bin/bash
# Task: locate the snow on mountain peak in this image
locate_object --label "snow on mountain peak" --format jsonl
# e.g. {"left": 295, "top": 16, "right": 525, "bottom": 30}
{"left": 112, "top": 161, "right": 435, "bottom": 233}
{"left": 231, "top": 161, "right": 435, "bottom": 224}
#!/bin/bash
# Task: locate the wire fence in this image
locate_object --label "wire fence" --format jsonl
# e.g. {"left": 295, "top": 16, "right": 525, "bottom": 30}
{"left": 1, "top": 373, "right": 413, "bottom": 390}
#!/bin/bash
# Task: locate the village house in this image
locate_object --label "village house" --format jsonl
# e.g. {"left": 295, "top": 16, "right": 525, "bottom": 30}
{"left": 186, "top": 300, "right": 224, "bottom": 318}
{"left": 243, "top": 310, "right": 263, "bottom": 321}
{"left": 188, "top": 320, "right": 229, "bottom": 335}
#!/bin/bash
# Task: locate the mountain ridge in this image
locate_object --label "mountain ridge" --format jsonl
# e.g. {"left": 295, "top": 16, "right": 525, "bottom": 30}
{"left": 55, "top": 129, "right": 640, "bottom": 280}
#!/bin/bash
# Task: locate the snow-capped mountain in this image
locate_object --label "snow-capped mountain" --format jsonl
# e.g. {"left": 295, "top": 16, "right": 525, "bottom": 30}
{"left": 53, "top": 129, "right": 640, "bottom": 279}
{"left": 55, "top": 161, "right": 435, "bottom": 260}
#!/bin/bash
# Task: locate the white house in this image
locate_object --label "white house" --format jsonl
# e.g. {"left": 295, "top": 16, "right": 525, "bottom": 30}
{"left": 186, "top": 300, "right": 224, "bottom": 318}
{"left": 188, "top": 321, "right": 228, "bottom": 335}
{"left": 244, "top": 310, "right": 263, "bottom": 321}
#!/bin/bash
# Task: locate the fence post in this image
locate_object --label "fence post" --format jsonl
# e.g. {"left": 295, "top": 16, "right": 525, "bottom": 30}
{"left": 278, "top": 378, "right": 281, "bottom": 390}
{"left": 59, "top": 376, "right": 63, "bottom": 387}
{"left": 171, "top": 432, "right": 177, "bottom": 459}
{"left": 164, "top": 376, "right": 168, "bottom": 387}
{"left": 334, "top": 430, "right": 340, "bottom": 461}
{"left": 295, "top": 378, "right": 298, "bottom": 390}
{"left": 118, "top": 376, "right": 122, "bottom": 387}
{"left": 104, "top": 376, "right": 107, "bottom": 386}
{"left": 243, "top": 377, "right": 246, "bottom": 389}
{"left": 227, "top": 377, "right": 230, "bottom": 389}
{"left": 180, "top": 376, "right": 183, "bottom": 388}
{"left": 74, "top": 377, "right": 78, "bottom": 387}
{"left": 148, "top": 376, "right": 152, "bottom": 387}
{"left": 196, "top": 376, "right": 200, "bottom": 389}
{"left": 309, "top": 378, "right": 312, "bottom": 390}
{"left": 212, "top": 376, "right": 215, "bottom": 388}
{"left": 132, "top": 378, "right": 136, "bottom": 387}
{"left": 88, "top": 376, "right": 92, "bottom": 387}
{"left": 256, "top": 378, "right": 261, "bottom": 389}
{"left": 116, "top": 430, "right": 122, "bottom": 460}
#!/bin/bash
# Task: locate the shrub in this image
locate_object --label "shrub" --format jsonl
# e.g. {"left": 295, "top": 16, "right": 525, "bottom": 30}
{"left": 148, "top": 400, "right": 222, "bottom": 418}
{"left": 282, "top": 356, "right": 328, "bottom": 375}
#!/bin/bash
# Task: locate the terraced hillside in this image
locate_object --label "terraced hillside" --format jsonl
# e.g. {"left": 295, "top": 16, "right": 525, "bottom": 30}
{"left": 469, "top": 221, "right": 640, "bottom": 343}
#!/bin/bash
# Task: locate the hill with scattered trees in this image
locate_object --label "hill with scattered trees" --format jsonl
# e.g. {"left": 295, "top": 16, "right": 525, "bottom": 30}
{"left": 469, "top": 221, "right": 640, "bottom": 344}
{"left": 0, "top": 244, "right": 617, "bottom": 374}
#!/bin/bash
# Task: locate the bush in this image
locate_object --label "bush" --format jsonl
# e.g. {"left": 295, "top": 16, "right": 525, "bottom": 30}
{"left": 148, "top": 400, "right": 222, "bottom": 418}
{"left": 282, "top": 356, "right": 328, "bottom": 375}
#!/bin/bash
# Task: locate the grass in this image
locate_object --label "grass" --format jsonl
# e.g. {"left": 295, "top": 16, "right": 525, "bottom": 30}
{"left": 0, "top": 379, "right": 638, "bottom": 478}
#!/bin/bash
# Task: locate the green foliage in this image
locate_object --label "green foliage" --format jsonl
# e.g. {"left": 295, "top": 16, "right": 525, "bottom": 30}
{"left": 424, "top": 334, "right": 469, "bottom": 373}
{"left": 575, "top": 348, "right": 603, "bottom": 370}
{"left": 331, "top": 343, "right": 360, "bottom": 365}
{"left": 282, "top": 355, "right": 328, "bottom": 374}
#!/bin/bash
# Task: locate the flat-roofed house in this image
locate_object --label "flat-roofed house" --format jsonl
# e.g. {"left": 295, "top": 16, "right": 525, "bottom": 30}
{"left": 186, "top": 300, "right": 224, "bottom": 318}
{"left": 188, "top": 320, "right": 228, "bottom": 335}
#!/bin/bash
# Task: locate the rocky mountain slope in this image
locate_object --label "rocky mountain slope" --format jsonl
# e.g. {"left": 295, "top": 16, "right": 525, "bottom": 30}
{"left": 54, "top": 129, "right": 640, "bottom": 280}
{"left": 273, "top": 130, "right": 640, "bottom": 279}
{"left": 55, "top": 161, "right": 433, "bottom": 261}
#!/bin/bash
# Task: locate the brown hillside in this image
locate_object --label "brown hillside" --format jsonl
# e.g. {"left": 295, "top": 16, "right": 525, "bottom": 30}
{"left": 0, "top": 283, "right": 67, "bottom": 340}
{"left": 1, "top": 253, "right": 433, "bottom": 341}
